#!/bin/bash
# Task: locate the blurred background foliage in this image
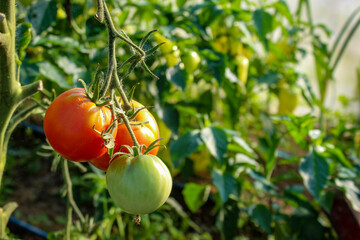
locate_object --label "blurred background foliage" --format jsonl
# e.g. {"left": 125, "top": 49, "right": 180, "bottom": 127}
{"left": 1, "top": 0, "right": 360, "bottom": 239}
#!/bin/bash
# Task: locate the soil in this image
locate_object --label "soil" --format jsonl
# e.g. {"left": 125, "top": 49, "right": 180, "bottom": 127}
{"left": 1, "top": 124, "right": 67, "bottom": 239}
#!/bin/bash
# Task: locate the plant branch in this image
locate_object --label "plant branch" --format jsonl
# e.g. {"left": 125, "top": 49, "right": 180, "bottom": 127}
{"left": 21, "top": 80, "right": 43, "bottom": 101}
{"left": 120, "top": 111, "right": 140, "bottom": 148}
{"left": 4, "top": 103, "right": 39, "bottom": 151}
{"left": 62, "top": 159, "right": 85, "bottom": 224}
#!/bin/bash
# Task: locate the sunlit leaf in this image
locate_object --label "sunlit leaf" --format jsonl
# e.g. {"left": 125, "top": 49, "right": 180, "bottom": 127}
{"left": 299, "top": 151, "right": 329, "bottom": 199}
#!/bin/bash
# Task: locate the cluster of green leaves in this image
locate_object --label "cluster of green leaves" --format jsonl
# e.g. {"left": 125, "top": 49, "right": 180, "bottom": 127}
{"left": 10, "top": 0, "right": 360, "bottom": 239}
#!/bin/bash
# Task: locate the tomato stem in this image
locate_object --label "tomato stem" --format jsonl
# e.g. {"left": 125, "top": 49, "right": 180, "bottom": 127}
{"left": 97, "top": 0, "right": 150, "bottom": 151}
{"left": 62, "top": 159, "right": 86, "bottom": 225}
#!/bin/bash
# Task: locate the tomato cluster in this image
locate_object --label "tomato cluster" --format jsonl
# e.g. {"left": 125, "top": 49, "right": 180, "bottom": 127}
{"left": 90, "top": 100, "right": 160, "bottom": 171}
{"left": 43, "top": 88, "right": 172, "bottom": 214}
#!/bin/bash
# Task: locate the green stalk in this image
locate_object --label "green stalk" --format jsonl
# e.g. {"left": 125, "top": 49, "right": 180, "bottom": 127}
{"left": 62, "top": 159, "right": 85, "bottom": 224}
{"left": 0, "top": 0, "right": 41, "bottom": 187}
{"left": 97, "top": 0, "right": 144, "bottom": 148}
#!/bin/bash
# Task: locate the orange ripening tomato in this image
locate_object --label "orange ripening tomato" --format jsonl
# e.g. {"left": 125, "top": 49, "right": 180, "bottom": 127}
{"left": 90, "top": 100, "right": 160, "bottom": 171}
{"left": 43, "top": 88, "right": 117, "bottom": 162}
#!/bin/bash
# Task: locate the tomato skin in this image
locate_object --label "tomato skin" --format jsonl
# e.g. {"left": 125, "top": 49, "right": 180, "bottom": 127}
{"left": 153, "top": 32, "right": 174, "bottom": 54}
{"left": 106, "top": 154, "right": 172, "bottom": 214}
{"left": 43, "top": 88, "right": 116, "bottom": 162}
{"left": 181, "top": 51, "right": 201, "bottom": 73}
{"left": 165, "top": 47, "right": 180, "bottom": 67}
{"left": 90, "top": 100, "right": 159, "bottom": 171}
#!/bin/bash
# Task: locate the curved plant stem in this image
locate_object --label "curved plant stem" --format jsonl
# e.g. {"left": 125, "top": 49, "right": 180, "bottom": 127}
{"left": 0, "top": 0, "right": 42, "bottom": 187}
{"left": 62, "top": 159, "right": 85, "bottom": 224}
{"left": 65, "top": 203, "right": 72, "bottom": 240}
{"left": 97, "top": 0, "right": 149, "bottom": 148}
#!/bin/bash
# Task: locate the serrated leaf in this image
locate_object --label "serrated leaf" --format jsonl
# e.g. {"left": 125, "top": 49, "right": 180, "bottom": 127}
{"left": 38, "top": 62, "right": 71, "bottom": 89}
{"left": 170, "top": 130, "right": 203, "bottom": 167}
{"left": 16, "top": 23, "right": 32, "bottom": 60}
{"left": 248, "top": 204, "right": 271, "bottom": 234}
{"left": 201, "top": 127, "right": 227, "bottom": 163}
{"left": 182, "top": 183, "right": 210, "bottom": 213}
{"left": 27, "top": 0, "right": 57, "bottom": 35}
{"left": 212, "top": 169, "right": 238, "bottom": 203}
{"left": 299, "top": 151, "right": 329, "bottom": 199}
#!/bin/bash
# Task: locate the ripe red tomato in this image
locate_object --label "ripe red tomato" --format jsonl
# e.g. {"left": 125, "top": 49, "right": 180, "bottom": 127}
{"left": 43, "top": 88, "right": 116, "bottom": 162}
{"left": 90, "top": 100, "right": 160, "bottom": 171}
{"left": 106, "top": 154, "right": 172, "bottom": 214}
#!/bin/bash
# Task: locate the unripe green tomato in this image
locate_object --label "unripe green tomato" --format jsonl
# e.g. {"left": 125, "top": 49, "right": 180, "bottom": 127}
{"left": 235, "top": 55, "right": 249, "bottom": 85}
{"left": 181, "top": 51, "right": 201, "bottom": 73}
{"left": 153, "top": 32, "right": 174, "bottom": 54}
{"left": 277, "top": 85, "right": 300, "bottom": 115}
{"left": 165, "top": 47, "right": 180, "bottom": 67}
{"left": 106, "top": 154, "right": 172, "bottom": 214}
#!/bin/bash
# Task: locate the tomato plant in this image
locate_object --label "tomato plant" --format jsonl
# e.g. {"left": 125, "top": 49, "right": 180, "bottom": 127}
{"left": 106, "top": 154, "right": 172, "bottom": 214}
{"left": 43, "top": 88, "right": 117, "bottom": 162}
{"left": 90, "top": 100, "right": 160, "bottom": 171}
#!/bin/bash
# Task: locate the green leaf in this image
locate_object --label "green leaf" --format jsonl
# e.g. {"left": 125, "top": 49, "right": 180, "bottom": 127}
{"left": 270, "top": 0, "right": 293, "bottom": 24}
{"left": 27, "top": 0, "right": 57, "bottom": 35}
{"left": 15, "top": 23, "right": 32, "bottom": 61}
{"left": 274, "top": 114, "right": 314, "bottom": 149}
{"left": 170, "top": 130, "right": 203, "bottom": 167}
{"left": 182, "top": 183, "right": 211, "bottom": 213}
{"left": 218, "top": 198, "right": 239, "bottom": 240}
{"left": 299, "top": 151, "right": 329, "bottom": 199}
{"left": 335, "top": 179, "right": 360, "bottom": 212}
{"left": 55, "top": 56, "right": 84, "bottom": 75}
{"left": 212, "top": 169, "right": 238, "bottom": 203}
{"left": 165, "top": 65, "right": 187, "bottom": 91}
{"left": 252, "top": 9, "right": 273, "bottom": 50}
{"left": 176, "top": 0, "right": 187, "bottom": 8}
{"left": 247, "top": 169, "right": 277, "bottom": 194}
{"left": 248, "top": 204, "right": 271, "bottom": 234}
{"left": 319, "top": 191, "right": 334, "bottom": 213}
{"left": 283, "top": 185, "right": 317, "bottom": 213}
{"left": 159, "top": 104, "right": 179, "bottom": 134}
{"left": 323, "top": 143, "right": 353, "bottom": 169}
{"left": 257, "top": 71, "right": 281, "bottom": 85}
{"left": 201, "top": 127, "right": 227, "bottom": 163}
{"left": 38, "top": 62, "right": 71, "bottom": 89}
{"left": 232, "top": 135, "right": 254, "bottom": 156}
{"left": 234, "top": 153, "right": 259, "bottom": 169}
{"left": 33, "top": 35, "right": 83, "bottom": 50}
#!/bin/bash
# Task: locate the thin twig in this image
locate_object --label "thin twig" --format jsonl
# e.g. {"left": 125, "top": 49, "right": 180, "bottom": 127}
{"left": 62, "top": 159, "right": 86, "bottom": 224}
